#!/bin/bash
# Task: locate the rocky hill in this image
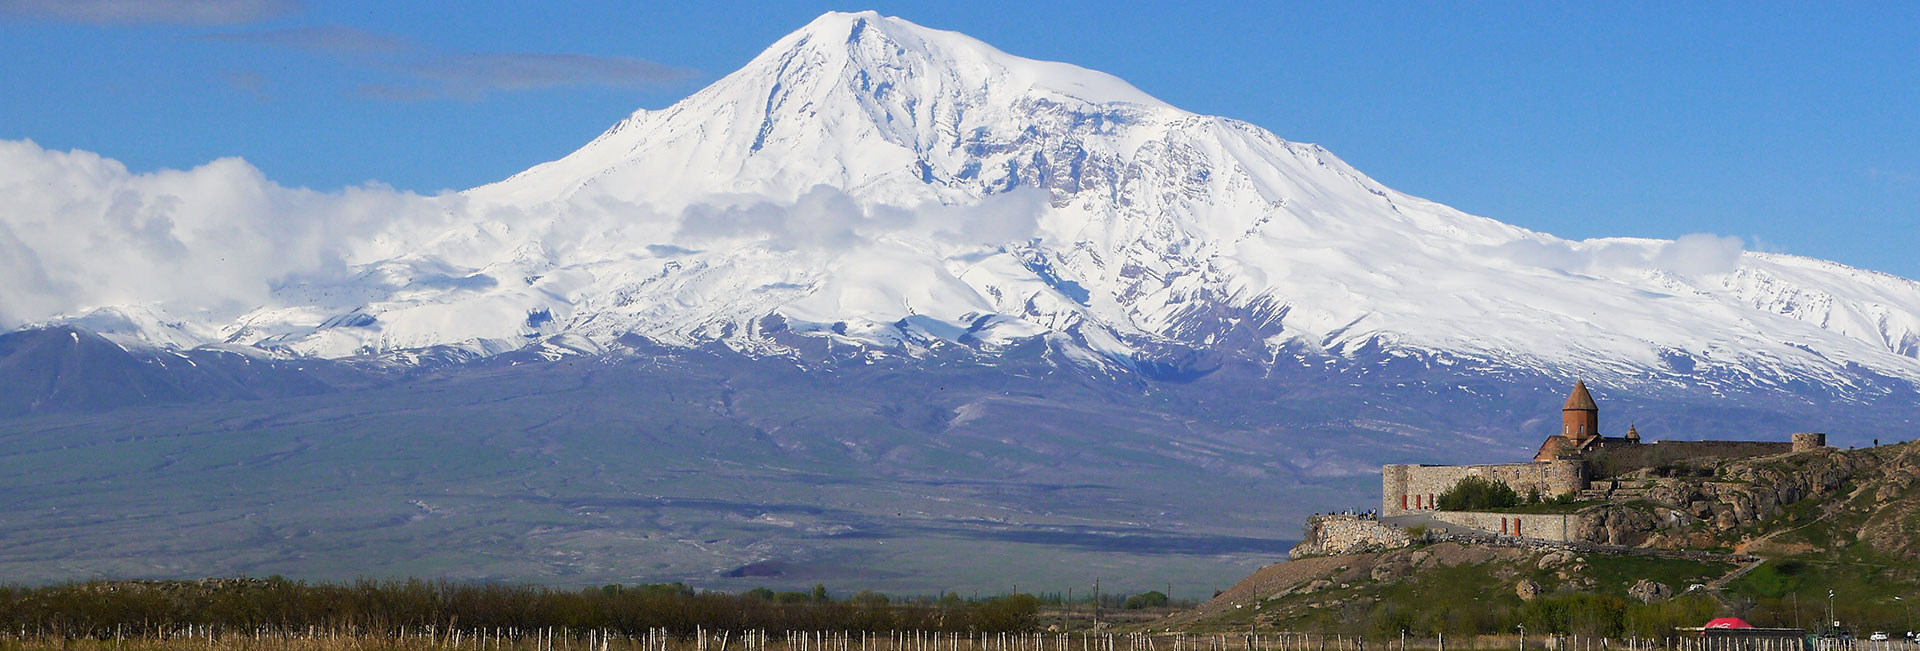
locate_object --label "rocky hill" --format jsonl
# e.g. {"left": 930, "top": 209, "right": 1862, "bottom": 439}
{"left": 1167, "top": 441, "right": 1920, "bottom": 636}
{"left": 1581, "top": 440, "right": 1920, "bottom": 555}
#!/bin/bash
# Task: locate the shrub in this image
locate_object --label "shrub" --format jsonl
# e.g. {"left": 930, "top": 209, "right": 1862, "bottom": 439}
{"left": 1121, "top": 591, "right": 1168, "bottom": 609}
{"left": 1436, "top": 475, "right": 1520, "bottom": 511}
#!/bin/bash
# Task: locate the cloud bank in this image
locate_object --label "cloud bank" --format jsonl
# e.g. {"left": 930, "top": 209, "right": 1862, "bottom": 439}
{"left": 0, "top": 141, "right": 1049, "bottom": 331}
{"left": 0, "top": 139, "right": 458, "bottom": 328}
{"left": 3, "top": 139, "right": 1771, "bottom": 342}
{"left": 1654, "top": 233, "right": 1747, "bottom": 277}
{"left": 1487, "top": 232, "right": 1749, "bottom": 278}
{"left": 675, "top": 185, "right": 1048, "bottom": 253}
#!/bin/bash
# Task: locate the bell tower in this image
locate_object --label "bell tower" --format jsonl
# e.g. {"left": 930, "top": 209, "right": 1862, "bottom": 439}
{"left": 1562, "top": 380, "right": 1599, "bottom": 443}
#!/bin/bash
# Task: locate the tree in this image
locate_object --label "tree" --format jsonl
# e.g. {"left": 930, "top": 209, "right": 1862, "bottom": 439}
{"left": 970, "top": 594, "right": 1040, "bottom": 632}
{"left": 1436, "top": 475, "right": 1520, "bottom": 511}
{"left": 1122, "top": 591, "right": 1168, "bottom": 609}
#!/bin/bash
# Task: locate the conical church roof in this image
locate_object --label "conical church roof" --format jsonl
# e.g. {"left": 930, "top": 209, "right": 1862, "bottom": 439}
{"left": 1563, "top": 380, "right": 1598, "bottom": 411}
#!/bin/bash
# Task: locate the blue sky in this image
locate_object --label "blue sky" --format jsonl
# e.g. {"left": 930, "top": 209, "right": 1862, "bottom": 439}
{"left": 3, "top": 1, "right": 1916, "bottom": 279}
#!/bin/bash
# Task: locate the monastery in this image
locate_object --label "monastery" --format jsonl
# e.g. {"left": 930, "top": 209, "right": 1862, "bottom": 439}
{"left": 1295, "top": 382, "right": 1831, "bottom": 555}
{"left": 1380, "top": 381, "right": 1826, "bottom": 520}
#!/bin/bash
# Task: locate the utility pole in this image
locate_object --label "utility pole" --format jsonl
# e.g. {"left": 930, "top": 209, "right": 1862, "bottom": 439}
{"left": 1828, "top": 590, "right": 1837, "bottom": 633}
{"left": 1093, "top": 578, "right": 1101, "bottom": 627}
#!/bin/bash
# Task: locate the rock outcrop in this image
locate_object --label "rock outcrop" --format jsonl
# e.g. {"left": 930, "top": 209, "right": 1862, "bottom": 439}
{"left": 1556, "top": 442, "right": 1920, "bottom": 553}
{"left": 1515, "top": 579, "right": 1541, "bottom": 601}
{"left": 1627, "top": 579, "right": 1672, "bottom": 603}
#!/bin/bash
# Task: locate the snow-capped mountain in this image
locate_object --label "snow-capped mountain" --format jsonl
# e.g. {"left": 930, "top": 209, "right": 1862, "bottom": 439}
{"left": 42, "top": 11, "right": 1920, "bottom": 395}
{"left": 10, "top": 11, "right": 1920, "bottom": 591}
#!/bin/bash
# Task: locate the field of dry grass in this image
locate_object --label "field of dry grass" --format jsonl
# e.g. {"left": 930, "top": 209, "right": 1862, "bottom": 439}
{"left": 0, "top": 630, "right": 1336, "bottom": 651}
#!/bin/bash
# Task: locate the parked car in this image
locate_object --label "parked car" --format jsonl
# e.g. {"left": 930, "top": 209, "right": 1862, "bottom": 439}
{"left": 1869, "top": 632, "right": 1889, "bottom": 641}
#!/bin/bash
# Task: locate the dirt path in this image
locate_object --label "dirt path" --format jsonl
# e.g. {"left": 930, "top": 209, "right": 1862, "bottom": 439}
{"left": 1706, "top": 557, "right": 1765, "bottom": 595}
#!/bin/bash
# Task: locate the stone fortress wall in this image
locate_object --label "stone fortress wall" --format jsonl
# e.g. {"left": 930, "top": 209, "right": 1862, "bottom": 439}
{"left": 1292, "top": 511, "right": 1581, "bottom": 556}
{"left": 1382, "top": 460, "right": 1585, "bottom": 516}
{"left": 1289, "top": 514, "right": 1412, "bottom": 557}
{"left": 1585, "top": 439, "right": 1816, "bottom": 472}
{"left": 1428, "top": 511, "right": 1578, "bottom": 542}
{"left": 1793, "top": 432, "right": 1828, "bottom": 452}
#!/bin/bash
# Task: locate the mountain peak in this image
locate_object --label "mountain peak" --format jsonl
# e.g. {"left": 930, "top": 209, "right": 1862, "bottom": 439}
{"left": 788, "top": 10, "right": 892, "bottom": 41}
{"left": 757, "top": 10, "right": 1170, "bottom": 109}
{"left": 368, "top": 14, "right": 1920, "bottom": 396}
{"left": 471, "top": 10, "right": 1174, "bottom": 208}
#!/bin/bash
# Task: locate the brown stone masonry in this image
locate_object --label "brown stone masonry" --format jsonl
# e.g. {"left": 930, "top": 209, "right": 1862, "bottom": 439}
{"left": 1382, "top": 461, "right": 1585, "bottom": 516}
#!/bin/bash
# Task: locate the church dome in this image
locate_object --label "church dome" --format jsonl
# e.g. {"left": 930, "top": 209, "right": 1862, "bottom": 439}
{"left": 1563, "top": 380, "right": 1598, "bottom": 411}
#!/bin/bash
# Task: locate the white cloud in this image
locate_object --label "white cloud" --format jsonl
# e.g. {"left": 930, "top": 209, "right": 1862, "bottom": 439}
{"left": 0, "top": 142, "right": 1054, "bottom": 331}
{"left": 1653, "top": 233, "right": 1746, "bottom": 277}
{"left": 0, "top": 139, "right": 459, "bottom": 328}
{"left": 677, "top": 185, "right": 879, "bottom": 251}
{"left": 921, "top": 186, "right": 1051, "bottom": 246}
{"left": 1487, "top": 238, "right": 1582, "bottom": 272}
{"left": 673, "top": 185, "right": 1048, "bottom": 253}
{"left": 1484, "top": 232, "right": 1747, "bottom": 279}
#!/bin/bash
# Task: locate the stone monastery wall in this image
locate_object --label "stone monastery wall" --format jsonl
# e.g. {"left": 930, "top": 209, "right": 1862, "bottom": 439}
{"left": 1382, "top": 461, "right": 1585, "bottom": 516}
{"left": 1429, "top": 511, "right": 1579, "bottom": 543}
{"left": 1591, "top": 440, "right": 1798, "bottom": 473}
